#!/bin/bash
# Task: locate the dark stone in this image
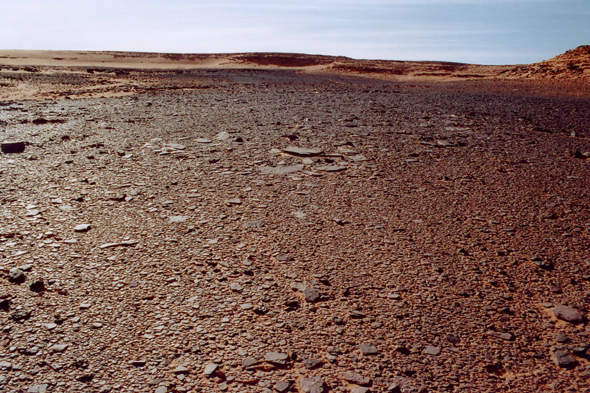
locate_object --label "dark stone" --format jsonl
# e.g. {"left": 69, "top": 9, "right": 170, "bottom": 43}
{"left": 78, "top": 374, "right": 95, "bottom": 382}
{"left": 553, "top": 304, "right": 584, "bottom": 323}
{"left": 30, "top": 279, "right": 45, "bottom": 293}
{"left": 11, "top": 309, "right": 31, "bottom": 322}
{"left": 303, "top": 358, "right": 322, "bottom": 369}
{"left": 303, "top": 287, "right": 321, "bottom": 303}
{"left": 1, "top": 141, "right": 25, "bottom": 154}
{"left": 553, "top": 349, "right": 577, "bottom": 368}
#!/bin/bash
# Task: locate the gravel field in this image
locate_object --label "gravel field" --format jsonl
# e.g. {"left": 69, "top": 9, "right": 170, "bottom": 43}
{"left": 1, "top": 69, "right": 590, "bottom": 392}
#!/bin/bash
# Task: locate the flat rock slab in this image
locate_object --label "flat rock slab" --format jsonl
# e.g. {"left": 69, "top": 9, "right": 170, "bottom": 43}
{"left": 27, "top": 385, "right": 48, "bottom": 393}
{"left": 1, "top": 141, "right": 25, "bottom": 154}
{"left": 487, "top": 331, "right": 513, "bottom": 341}
{"left": 169, "top": 216, "right": 189, "bottom": 223}
{"left": 265, "top": 351, "right": 289, "bottom": 365}
{"left": 204, "top": 363, "right": 218, "bottom": 376}
{"left": 303, "top": 286, "right": 321, "bottom": 303}
{"left": 300, "top": 376, "right": 325, "bottom": 393}
{"left": 360, "top": 343, "right": 380, "bottom": 356}
{"left": 274, "top": 380, "right": 291, "bottom": 392}
{"left": 243, "top": 220, "right": 265, "bottom": 228}
{"left": 553, "top": 349, "right": 577, "bottom": 367}
{"left": 165, "top": 143, "right": 186, "bottom": 150}
{"left": 260, "top": 164, "right": 304, "bottom": 175}
{"left": 553, "top": 304, "right": 584, "bottom": 323}
{"left": 423, "top": 346, "right": 441, "bottom": 356}
{"left": 74, "top": 224, "right": 91, "bottom": 232}
{"left": 317, "top": 165, "right": 347, "bottom": 172}
{"left": 281, "top": 146, "right": 324, "bottom": 156}
{"left": 100, "top": 243, "right": 120, "bottom": 249}
{"left": 342, "top": 371, "right": 371, "bottom": 386}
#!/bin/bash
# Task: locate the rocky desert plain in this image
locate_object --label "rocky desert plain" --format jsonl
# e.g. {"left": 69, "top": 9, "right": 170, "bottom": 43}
{"left": 0, "top": 46, "right": 590, "bottom": 393}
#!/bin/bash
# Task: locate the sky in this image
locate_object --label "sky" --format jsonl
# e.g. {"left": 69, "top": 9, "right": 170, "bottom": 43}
{"left": 1, "top": 0, "right": 588, "bottom": 65}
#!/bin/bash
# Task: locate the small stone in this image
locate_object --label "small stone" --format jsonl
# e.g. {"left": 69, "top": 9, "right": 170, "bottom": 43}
{"left": 11, "top": 309, "right": 31, "bottom": 322}
{"left": 553, "top": 349, "right": 577, "bottom": 368}
{"left": 230, "top": 282, "right": 243, "bottom": 292}
{"left": 265, "top": 351, "right": 289, "bottom": 365}
{"left": 1, "top": 141, "right": 26, "bottom": 154}
{"left": 387, "top": 376, "right": 413, "bottom": 392}
{"left": 303, "top": 358, "right": 322, "bottom": 369}
{"left": 79, "top": 302, "right": 92, "bottom": 309}
{"left": 195, "top": 138, "right": 212, "bottom": 143}
{"left": 99, "top": 243, "right": 120, "bottom": 249}
{"left": 30, "top": 279, "right": 45, "bottom": 292}
{"left": 553, "top": 304, "right": 584, "bottom": 323}
{"left": 45, "top": 323, "right": 57, "bottom": 330}
{"left": 217, "top": 132, "right": 231, "bottom": 141}
{"left": 360, "top": 343, "right": 380, "bottom": 356}
{"left": 342, "top": 371, "right": 371, "bottom": 386}
{"left": 303, "top": 287, "right": 321, "bottom": 303}
{"left": 242, "top": 357, "right": 259, "bottom": 368}
{"left": 274, "top": 380, "right": 291, "bottom": 392}
{"left": 260, "top": 164, "right": 304, "bottom": 175}
{"left": 281, "top": 146, "right": 324, "bottom": 157}
{"left": 446, "top": 334, "right": 460, "bottom": 344}
{"left": 0, "top": 298, "right": 10, "bottom": 311}
{"left": 243, "top": 220, "right": 265, "bottom": 228}
{"left": 155, "top": 387, "right": 168, "bottom": 393}
{"left": 204, "top": 363, "right": 218, "bottom": 376}
{"left": 227, "top": 198, "right": 242, "bottom": 205}
{"left": 487, "top": 331, "right": 513, "bottom": 341}
{"left": 169, "top": 216, "right": 189, "bottom": 223}
{"left": 300, "top": 376, "right": 325, "bottom": 393}
{"left": 554, "top": 333, "right": 569, "bottom": 343}
{"left": 92, "top": 322, "right": 103, "bottom": 329}
{"left": 74, "top": 224, "right": 91, "bottom": 232}
{"left": 27, "top": 384, "right": 48, "bottom": 393}
{"left": 173, "top": 365, "right": 189, "bottom": 373}
{"left": 326, "top": 165, "right": 347, "bottom": 172}
{"left": 423, "top": 346, "right": 441, "bottom": 356}
{"left": 351, "top": 388, "right": 369, "bottom": 393}
{"left": 51, "top": 344, "right": 68, "bottom": 353}
{"left": 8, "top": 268, "right": 25, "bottom": 283}
{"left": 240, "top": 303, "right": 253, "bottom": 310}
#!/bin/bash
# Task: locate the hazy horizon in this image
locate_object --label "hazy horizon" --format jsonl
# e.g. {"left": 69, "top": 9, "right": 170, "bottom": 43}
{"left": 2, "top": 0, "right": 588, "bottom": 65}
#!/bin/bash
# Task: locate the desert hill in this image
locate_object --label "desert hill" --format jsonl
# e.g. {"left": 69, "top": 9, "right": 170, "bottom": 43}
{"left": 501, "top": 45, "right": 590, "bottom": 80}
{"left": 0, "top": 47, "right": 588, "bottom": 101}
{"left": 0, "top": 49, "right": 514, "bottom": 79}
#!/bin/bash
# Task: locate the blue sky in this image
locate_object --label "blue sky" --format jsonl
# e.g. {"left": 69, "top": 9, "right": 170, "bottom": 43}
{"left": 1, "top": 0, "right": 588, "bottom": 64}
